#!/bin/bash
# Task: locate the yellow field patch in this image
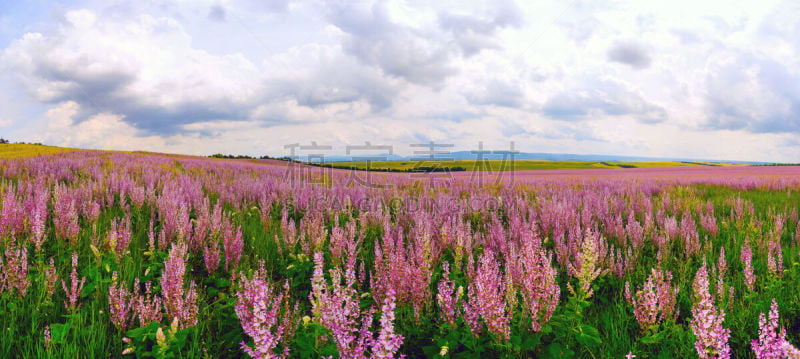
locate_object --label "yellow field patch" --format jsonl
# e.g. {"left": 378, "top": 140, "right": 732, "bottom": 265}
{"left": 0, "top": 143, "right": 82, "bottom": 158}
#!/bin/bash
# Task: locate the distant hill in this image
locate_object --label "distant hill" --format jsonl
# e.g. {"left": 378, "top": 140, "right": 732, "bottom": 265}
{"left": 304, "top": 151, "right": 766, "bottom": 165}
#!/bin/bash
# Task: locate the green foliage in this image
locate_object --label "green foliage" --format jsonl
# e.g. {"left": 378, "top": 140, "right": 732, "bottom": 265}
{"left": 124, "top": 321, "right": 193, "bottom": 358}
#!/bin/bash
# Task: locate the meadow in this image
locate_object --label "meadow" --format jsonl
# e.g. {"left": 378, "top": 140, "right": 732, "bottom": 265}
{"left": 0, "top": 150, "right": 799, "bottom": 358}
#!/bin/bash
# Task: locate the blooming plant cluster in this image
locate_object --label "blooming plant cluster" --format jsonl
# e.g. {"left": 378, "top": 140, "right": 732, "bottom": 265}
{"left": 751, "top": 299, "right": 800, "bottom": 358}
{"left": 235, "top": 262, "right": 298, "bottom": 358}
{"left": 690, "top": 263, "right": 731, "bottom": 359}
{"left": 0, "top": 151, "right": 798, "bottom": 357}
{"left": 624, "top": 266, "right": 679, "bottom": 333}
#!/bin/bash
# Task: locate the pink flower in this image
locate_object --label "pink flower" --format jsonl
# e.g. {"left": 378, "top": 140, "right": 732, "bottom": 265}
{"left": 464, "top": 250, "right": 509, "bottom": 341}
{"left": 43, "top": 258, "right": 58, "bottom": 298}
{"left": 133, "top": 279, "right": 163, "bottom": 327}
{"left": 30, "top": 189, "right": 49, "bottom": 252}
{"left": 309, "top": 252, "right": 404, "bottom": 358}
{"left": 310, "top": 252, "right": 370, "bottom": 357}
{"left": 223, "top": 222, "right": 243, "bottom": 271}
{"left": 160, "top": 243, "right": 198, "bottom": 329}
{"left": 625, "top": 267, "right": 678, "bottom": 332}
{"left": 371, "top": 289, "right": 404, "bottom": 358}
{"left": 516, "top": 239, "right": 560, "bottom": 332}
{"left": 3, "top": 241, "right": 29, "bottom": 297}
{"left": 235, "top": 262, "right": 298, "bottom": 359}
{"left": 767, "top": 235, "right": 783, "bottom": 278}
{"left": 436, "top": 262, "right": 460, "bottom": 327}
{"left": 372, "top": 224, "right": 430, "bottom": 320}
{"left": 53, "top": 184, "right": 80, "bottom": 245}
{"left": 690, "top": 263, "right": 731, "bottom": 359}
{"left": 741, "top": 240, "right": 756, "bottom": 291}
{"left": 62, "top": 251, "right": 86, "bottom": 311}
{"left": 109, "top": 271, "right": 135, "bottom": 331}
{"left": 0, "top": 187, "right": 23, "bottom": 237}
{"left": 44, "top": 325, "right": 51, "bottom": 349}
{"left": 752, "top": 299, "right": 800, "bottom": 358}
{"left": 680, "top": 212, "right": 700, "bottom": 257}
{"left": 108, "top": 217, "right": 132, "bottom": 262}
{"left": 203, "top": 241, "right": 221, "bottom": 275}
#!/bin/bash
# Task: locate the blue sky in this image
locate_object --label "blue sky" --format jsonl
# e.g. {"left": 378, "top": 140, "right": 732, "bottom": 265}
{"left": 0, "top": 0, "right": 799, "bottom": 162}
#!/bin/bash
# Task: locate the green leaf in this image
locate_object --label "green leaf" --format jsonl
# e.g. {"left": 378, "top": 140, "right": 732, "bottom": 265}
{"left": 576, "top": 324, "right": 602, "bottom": 347}
{"left": 50, "top": 323, "right": 70, "bottom": 344}
{"left": 544, "top": 342, "right": 575, "bottom": 359}
{"left": 422, "top": 345, "right": 440, "bottom": 358}
{"left": 641, "top": 330, "right": 665, "bottom": 344}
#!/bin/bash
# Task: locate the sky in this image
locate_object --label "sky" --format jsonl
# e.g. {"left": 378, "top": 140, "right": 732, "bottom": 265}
{"left": 0, "top": 0, "right": 799, "bottom": 162}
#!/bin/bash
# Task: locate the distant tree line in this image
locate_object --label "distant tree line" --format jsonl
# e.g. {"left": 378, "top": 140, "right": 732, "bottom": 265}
{"left": 0, "top": 138, "right": 44, "bottom": 145}
{"left": 309, "top": 162, "right": 467, "bottom": 173}
{"left": 679, "top": 161, "right": 720, "bottom": 167}
{"left": 599, "top": 161, "right": 636, "bottom": 168}
{"left": 209, "top": 153, "right": 294, "bottom": 161}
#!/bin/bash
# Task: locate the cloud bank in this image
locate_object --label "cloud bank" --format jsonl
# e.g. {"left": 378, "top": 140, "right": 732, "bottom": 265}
{"left": 0, "top": 0, "right": 798, "bottom": 162}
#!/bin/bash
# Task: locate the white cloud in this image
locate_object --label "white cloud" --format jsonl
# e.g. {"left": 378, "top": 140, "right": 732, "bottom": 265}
{"left": 0, "top": 0, "right": 799, "bottom": 162}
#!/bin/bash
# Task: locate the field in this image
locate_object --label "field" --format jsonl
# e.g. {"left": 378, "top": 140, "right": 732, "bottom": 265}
{"left": 327, "top": 159, "right": 736, "bottom": 172}
{"left": 0, "top": 143, "right": 83, "bottom": 158}
{"left": 1, "top": 150, "right": 800, "bottom": 358}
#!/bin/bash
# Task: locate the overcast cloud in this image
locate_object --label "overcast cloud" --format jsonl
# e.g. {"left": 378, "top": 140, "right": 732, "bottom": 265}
{"left": 0, "top": 0, "right": 799, "bottom": 162}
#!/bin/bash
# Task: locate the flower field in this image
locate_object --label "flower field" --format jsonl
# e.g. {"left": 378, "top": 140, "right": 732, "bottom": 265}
{"left": 2, "top": 151, "right": 800, "bottom": 358}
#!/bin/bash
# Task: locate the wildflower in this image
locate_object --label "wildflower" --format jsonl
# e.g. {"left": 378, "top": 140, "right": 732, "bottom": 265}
{"left": 223, "top": 223, "right": 243, "bottom": 271}
{"left": 690, "top": 263, "right": 731, "bottom": 359}
{"left": 53, "top": 185, "right": 80, "bottom": 244}
{"left": 62, "top": 251, "right": 86, "bottom": 311}
{"left": 133, "top": 279, "right": 163, "bottom": 327}
{"left": 235, "top": 262, "right": 298, "bottom": 359}
{"left": 625, "top": 267, "right": 679, "bottom": 332}
{"left": 109, "top": 271, "right": 135, "bottom": 331}
{"left": 31, "top": 209, "right": 48, "bottom": 252}
{"left": 108, "top": 217, "right": 132, "bottom": 262}
{"left": 766, "top": 235, "right": 783, "bottom": 278}
{"left": 751, "top": 298, "right": 800, "bottom": 358}
{"left": 371, "top": 289, "right": 404, "bottom": 358}
{"left": 310, "top": 252, "right": 404, "bottom": 358}
{"left": 156, "top": 326, "right": 167, "bottom": 347}
{"left": 465, "top": 250, "right": 509, "bottom": 341}
{"left": 567, "top": 230, "right": 607, "bottom": 300}
{"left": 309, "top": 252, "right": 371, "bottom": 357}
{"left": 203, "top": 241, "right": 221, "bottom": 275}
{"left": 160, "top": 243, "right": 198, "bottom": 329}
{"left": 3, "top": 241, "right": 29, "bottom": 297}
{"left": 44, "top": 325, "right": 51, "bottom": 349}
{"left": 680, "top": 212, "right": 700, "bottom": 257}
{"left": 741, "top": 240, "right": 756, "bottom": 291}
{"left": 436, "top": 262, "right": 460, "bottom": 327}
{"left": 517, "top": 239, "right": 560, "bottom": 332}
